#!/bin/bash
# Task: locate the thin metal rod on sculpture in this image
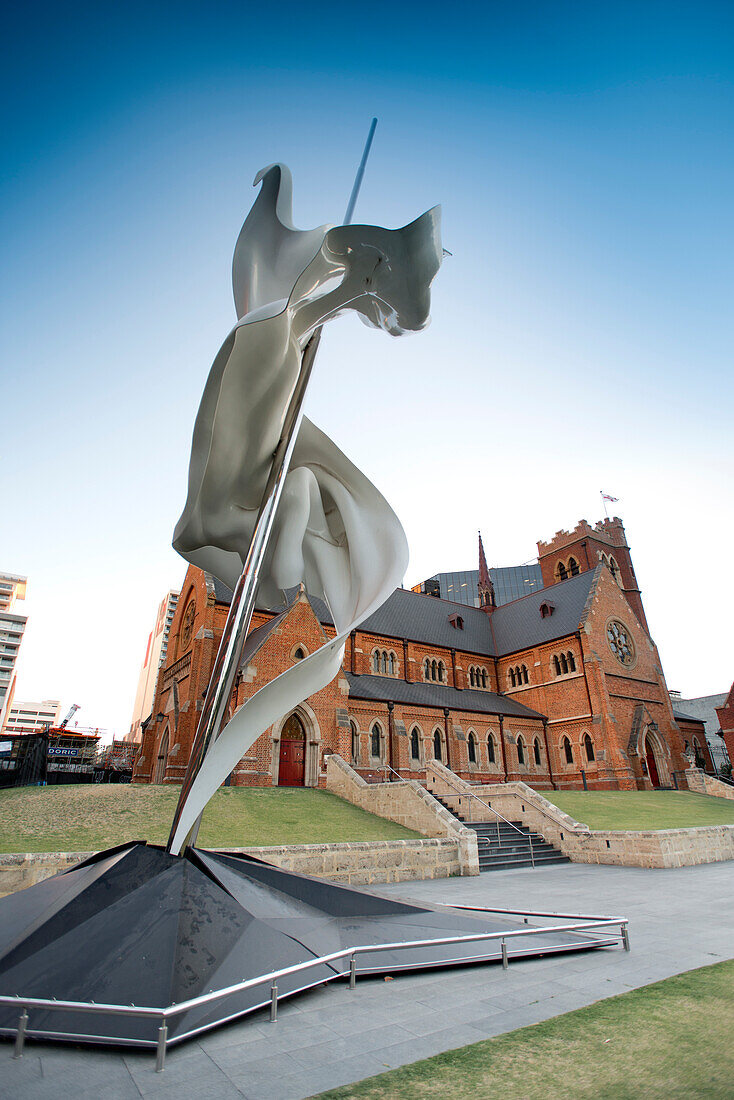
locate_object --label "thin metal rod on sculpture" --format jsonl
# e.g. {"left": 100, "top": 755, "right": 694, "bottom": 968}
{"left": 167, "top": 329, "right": 322, "bottom": 852}
{"left": 344, "top": 117, "right": 377, "bottom": 225}
{"left": 167, "top": 122, "right": 379, "bottom": 853}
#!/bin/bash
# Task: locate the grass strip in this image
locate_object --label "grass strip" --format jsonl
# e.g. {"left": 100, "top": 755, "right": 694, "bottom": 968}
{"left": 316, "top": 960, "right": 734, "bottom": 1099}
{"left": 544, "top": 790, "right": 734, "bottom": 831}
{"left": 0, "top": 785, "right": 419, "bottom": 852}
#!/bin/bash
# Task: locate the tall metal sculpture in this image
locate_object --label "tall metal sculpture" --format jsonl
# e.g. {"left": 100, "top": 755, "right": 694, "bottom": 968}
{"left": 167, "top": 149, "right": 441, "bottom": 853}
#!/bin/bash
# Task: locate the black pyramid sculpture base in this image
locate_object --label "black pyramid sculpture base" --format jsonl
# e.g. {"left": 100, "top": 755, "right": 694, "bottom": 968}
{"left": 0, "top": 843, "right": 615, "bottom": 1048}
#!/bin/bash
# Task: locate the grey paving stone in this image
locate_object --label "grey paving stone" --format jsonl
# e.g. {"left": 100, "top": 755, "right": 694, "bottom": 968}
{"left": 4, "top": 861, "right": 734, "bottom": 1100}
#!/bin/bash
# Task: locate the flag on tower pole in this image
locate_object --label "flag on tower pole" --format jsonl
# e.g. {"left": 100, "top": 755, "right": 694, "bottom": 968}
{"left": 600, "top": 491, "right": 619, "bottom": 518}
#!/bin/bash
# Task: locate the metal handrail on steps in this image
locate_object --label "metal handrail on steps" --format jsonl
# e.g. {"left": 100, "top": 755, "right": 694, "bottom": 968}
{"left": 380, "top": 764, "right": 536, "bottom": 868}
{"left": 3, "top": 913, "right": 630, "bottom": 1072}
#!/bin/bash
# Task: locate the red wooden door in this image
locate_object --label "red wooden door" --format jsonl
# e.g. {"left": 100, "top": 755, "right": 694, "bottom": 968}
{"left": 645, "top": 739, "right": 660, "bottom": 787}
{"left": 279, "top": 714, "right": 306, "bottom": 786}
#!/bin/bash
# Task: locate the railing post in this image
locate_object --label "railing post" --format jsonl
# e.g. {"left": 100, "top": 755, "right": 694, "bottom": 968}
{"left": 622, "top": 923, "right": 631, "bottom": 951}
{"left": 155, "top": 1021, "right": 167, "bottom": 1073}
{"left": 270, "top": 982, "right": 278, "bottom": 1021}
{"left": 529, "top": 833, "right": 535, "bottom": 868}
{"left": 13, "top": 1008, "right": 28, "bottom": 1059}
{"left": 349, "top": 954, "right": 357, "bottom": 989}
{"left": 501, "top": 939, "right": 509, "bottom": 970}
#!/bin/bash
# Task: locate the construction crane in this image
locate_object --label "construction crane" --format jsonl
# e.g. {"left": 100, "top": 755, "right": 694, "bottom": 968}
{"left": 58, "top": 703, "right": 80, "bottom": 730}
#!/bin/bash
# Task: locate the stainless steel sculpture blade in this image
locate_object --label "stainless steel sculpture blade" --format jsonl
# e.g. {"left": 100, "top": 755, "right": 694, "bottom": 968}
{"left": 168, "top": 164, "right": 442, "bottom": 854}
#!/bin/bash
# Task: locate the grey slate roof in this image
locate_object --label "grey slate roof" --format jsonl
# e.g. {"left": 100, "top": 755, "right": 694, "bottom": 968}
{"left": 211, "top": 570, "right": 595, "bottom": 660}
{"left": 238, "top": 607, "right": 290, "bottom": 669}
{"left": 210, "top": 579, "right": 335, "bottom": 627}
{"left": 211, "top": 576, "right": 234, "bottom": 604}
{"left": 345, "top": 673, "right": 545, "bottom": 720}
{"left": 488, "top": 569, "right": 598, "bottom": 656}
{"left": 358, "top": 588, "right": 494, "bottom": 654}
{"left": 672, "top": 708, "right": 706, "bottom": 725}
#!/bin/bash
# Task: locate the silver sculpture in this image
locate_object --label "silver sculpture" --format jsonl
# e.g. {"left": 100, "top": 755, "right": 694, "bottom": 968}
{"left": 168, "top": 154, "right": 442, "bottom": 854}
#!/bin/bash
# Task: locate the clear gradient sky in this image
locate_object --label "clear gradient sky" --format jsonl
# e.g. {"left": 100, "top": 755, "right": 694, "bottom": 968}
{"left": 3, "top": 1, "right": 733, "bottom": 737}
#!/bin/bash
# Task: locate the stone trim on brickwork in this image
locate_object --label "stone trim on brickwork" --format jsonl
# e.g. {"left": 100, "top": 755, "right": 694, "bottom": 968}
{"left": 684, "top": 768, "right": 734, "bottom": 800}
{"left": 325, "top": 754, "right": 478, "bottom": 875}
{"left": 425, "top": 763, "right": 734, "bottom": 869}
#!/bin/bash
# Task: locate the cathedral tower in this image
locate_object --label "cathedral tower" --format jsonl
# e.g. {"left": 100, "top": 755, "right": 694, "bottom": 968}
{"left": 537, "top": 517, "right": 649, "bottom": 633}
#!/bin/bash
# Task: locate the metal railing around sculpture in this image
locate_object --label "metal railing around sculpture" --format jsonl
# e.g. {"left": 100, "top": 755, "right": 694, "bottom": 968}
{"left": 4, "top": 904, "right": 630, "bottom": 1072}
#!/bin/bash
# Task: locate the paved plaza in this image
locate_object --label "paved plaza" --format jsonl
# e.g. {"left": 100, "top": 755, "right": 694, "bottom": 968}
{"left": 3, "top": 859, "right": 733, "bottom": 1099}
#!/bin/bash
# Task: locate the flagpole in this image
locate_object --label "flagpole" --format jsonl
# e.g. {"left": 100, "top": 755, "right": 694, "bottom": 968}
{"left": 167, "top": 121, "right": 379, "bottom": 854}
{"left": 601, "top": 490, "right": 608, "bottom": 519}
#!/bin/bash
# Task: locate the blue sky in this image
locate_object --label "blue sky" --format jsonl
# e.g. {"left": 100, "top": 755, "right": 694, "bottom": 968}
{"left": 3, "top": 1, "right": 733, "bottom": 735}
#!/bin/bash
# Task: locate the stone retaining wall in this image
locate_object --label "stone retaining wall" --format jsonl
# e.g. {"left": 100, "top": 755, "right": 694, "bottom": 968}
{"left": 425, "top": 761, "right": 734, "bottom": 869}
{"left": 0, "top": 851, "right": 93, "bottom": 898}
{"left": 684, "top": 768, "right": 734, "bottom": 800}
{"left": 0, "top": 836, "right": 467, "bottom": 898}
{"left": 224, "top": 838, "right": 465, "bottom": 885}
{"left": 326, "top": 755, "right": 478, "bottom": 875}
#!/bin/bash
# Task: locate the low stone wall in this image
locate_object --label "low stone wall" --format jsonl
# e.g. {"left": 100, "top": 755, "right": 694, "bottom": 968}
{"left": 326, "top": 754, "right": 478, "bottom": 875}
{"left": 684, "top": 768, "right": 734, "bottom": 800}
{"left": 425, "top": 761, "right": 734, "bottom": 869}
{"left": 0, "top": 836, "right": 466, "bottom": 898}
{"left": 224, "top": 838, "right": 465, "bottom": 885}
{"left": 0, "top": 851, "right": 94, "bottom": 898}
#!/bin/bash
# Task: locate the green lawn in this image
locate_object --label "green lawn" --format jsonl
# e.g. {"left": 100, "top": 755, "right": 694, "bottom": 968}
{"left": 0, "top": 785, "right": 419, "bottom": 852}
{"left": 543, "top": 790, "right": 734, "bottom": 831}
{"left": 317, "top": 961, "right": 734, "bottom": 1100}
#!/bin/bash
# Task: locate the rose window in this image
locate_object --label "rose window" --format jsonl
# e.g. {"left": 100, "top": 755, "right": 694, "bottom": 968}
{"left": 607, "top": 620, "right": 634, "bottom": 666}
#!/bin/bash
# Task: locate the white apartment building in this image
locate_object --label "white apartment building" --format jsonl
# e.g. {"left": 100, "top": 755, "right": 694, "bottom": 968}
{"left": 5, "top": 699, "right": 62, "bottom": 734}
{"left": 126, "top": 590, "right": 179, "bottom": 743}
{"left": 0, "top": 573, "right": 28, "bottom": 732}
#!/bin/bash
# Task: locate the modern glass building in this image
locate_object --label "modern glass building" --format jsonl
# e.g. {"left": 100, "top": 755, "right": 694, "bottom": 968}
{"left": 412, "top": 564, "right": 544, "bottom": 608}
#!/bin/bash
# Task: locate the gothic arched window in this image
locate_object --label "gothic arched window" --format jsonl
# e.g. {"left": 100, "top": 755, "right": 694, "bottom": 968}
{"left": 584, "top": 733, "right": 595, "bottom": 762}
{"left": 569, "top": 556, "right": 580, "bottom": 576}
{"left": 487, "top": 733, "right": 496, "bottom": 764}
{"left": 410, "top": 727, "right": 420, "bottom": 761}
{"left": 370, "top": 723, "right": 381, "bottom": 758}
{"left": 467, "top": 731, "right": 477, "bottom": 764}
{"left": 351, "top": 721, "right": 359, "bottom": 764}
{"left": 372, "top": 650, "right": 380, "bottom": 673}
{"left": 517, "top": 737, "right": 526, "bottom": 766}
{"left": 433, "top": 729, "right": 442, "bottom": 761}
{"left": 567, "top": 651, "right": 576, "bottom": 672}
{"left": 553, "top": 655, "right": 561, "bottom": 677}
{"left": 534, "top": 737, "right": 541, "bottom": 765}
{"left": 563, "top": 737, "right": 574, "bottom": 764}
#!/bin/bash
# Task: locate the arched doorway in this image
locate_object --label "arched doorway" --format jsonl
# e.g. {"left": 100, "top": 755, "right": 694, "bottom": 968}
{"left": 645, "top": 734, "right": 661, "bottom": 788}
{"left": 279, "top": 713, "right": 306, "bottom": 786}
{"left": 154, "top": 728, "right": 169, "bottom": 784}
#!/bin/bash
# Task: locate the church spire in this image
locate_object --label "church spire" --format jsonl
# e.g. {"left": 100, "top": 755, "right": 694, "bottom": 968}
{"left": 478, "top": 531, "right": 496, "bottom": 611}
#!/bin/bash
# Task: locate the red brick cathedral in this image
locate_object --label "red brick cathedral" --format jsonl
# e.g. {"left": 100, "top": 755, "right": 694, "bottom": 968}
{"left": 134, "top": 517, "right": 708, "bottom": 792}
